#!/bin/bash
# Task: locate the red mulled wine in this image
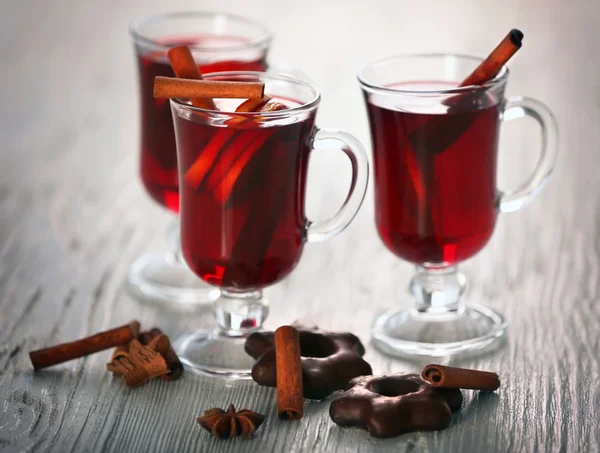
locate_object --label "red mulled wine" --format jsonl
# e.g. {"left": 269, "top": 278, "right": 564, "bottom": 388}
{"left": 174, "top": 98, "right": 315, "bottom": 290}
{"left": 136, "top": 36, "right": 267, "bottom": 212}
{"left": 366, "top": 82, "right": 501, "bottom": 265}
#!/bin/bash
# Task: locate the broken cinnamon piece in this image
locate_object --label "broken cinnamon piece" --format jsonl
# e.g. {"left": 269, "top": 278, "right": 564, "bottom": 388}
{"left": 421, "top": 364, "right": 500, "bottom": 391}
{"left": 29, "top": 321, "right": 140, "bottom": 370}
{"left": 167, "top": 45, "right": 216, "bottom": 110}
{"left": 107, "top": 335, "right": 171, "bottom": 388}
{"left": 106, "top": 345, "right": 137, "bottom": 380}
{"left": 138, "top": 328, "right": 184, "bottom": 381}
{"left": 153, "top": 77, "right": 265, "bottom": 101}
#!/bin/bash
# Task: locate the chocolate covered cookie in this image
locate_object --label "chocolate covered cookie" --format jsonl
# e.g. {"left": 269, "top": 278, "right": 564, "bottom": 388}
{"left": 329, "top": 373, "right": 463, "bottom": 438}
{"left": 245, "top": 325, "right": 372, "bottom": 400}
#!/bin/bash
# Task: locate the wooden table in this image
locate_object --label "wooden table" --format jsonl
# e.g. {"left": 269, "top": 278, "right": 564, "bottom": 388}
{"left": 1, "top": 1, "right": 597, "bottom": 451}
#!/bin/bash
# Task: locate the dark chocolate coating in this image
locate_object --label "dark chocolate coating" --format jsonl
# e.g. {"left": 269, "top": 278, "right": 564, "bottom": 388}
{"left": 245, "top": 325, "right": 372, "bottom": 400}
{"left": 329, "top": 373, "right": 463, "bottom": 438}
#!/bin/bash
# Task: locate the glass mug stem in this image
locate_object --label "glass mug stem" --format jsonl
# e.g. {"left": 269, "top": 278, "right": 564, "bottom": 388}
{"left": 411, "top": 266, "right": 463, "bottom": 315}
{"left": 215, "top": 290, "right": 268, "bottom": 335}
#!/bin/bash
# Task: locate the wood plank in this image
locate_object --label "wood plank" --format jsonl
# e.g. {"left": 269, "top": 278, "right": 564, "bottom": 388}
{"left": 1, "top": 0, "right": 598, "bottom": 452}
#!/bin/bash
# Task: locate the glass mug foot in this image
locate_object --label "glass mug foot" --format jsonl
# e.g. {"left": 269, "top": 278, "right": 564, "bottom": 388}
{"left": 175, "top": 330, "right": 257, "bottom": 379}
{"left": 127, "top": 252, "right": 220, "bottom": 307}
{"left": 372, "top": 302, "right": 506, "bottom": 359}
{"left": 175, "top": 290, "right": 269, "bottom": 379}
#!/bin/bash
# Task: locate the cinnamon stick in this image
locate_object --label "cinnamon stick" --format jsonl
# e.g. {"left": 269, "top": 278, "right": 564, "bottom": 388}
{"left": 167, "top": 45, "right": 216, "bottom": 110}
{"left": 409, "top": 29, "right": 524, "bottom": 158}
{"left": 421, "top": 364, "right": 500, "bottom": 391}
{"left": 459, "top": 29, "right": 523, "bottom": 87}
{"left": 182, "top": 99, "right": 285, "bottom": 195}
{"left": 29, "top": 321, "right": 140, "bottom": 369}
{"left": 275, "top": 326, "right": 304, "bottom": 420}
{"left": 208, "top": 130, "right": 273, "bottom": 204}
{"left": 405, "top": 29, "right": 524, "bottom": 251}
{"left": 221, "top": 142, "right": 294, "bottom": 286}
{"left": 138, "top": 328, "right": 184, "bottom": 381}
{"left": 153, "top": 77, "right": 265, "bottom": 101}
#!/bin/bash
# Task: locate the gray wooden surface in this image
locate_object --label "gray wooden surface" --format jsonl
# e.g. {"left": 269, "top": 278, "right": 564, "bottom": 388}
{"left": 0, "top": 0, "right": 598, "bottom": 452}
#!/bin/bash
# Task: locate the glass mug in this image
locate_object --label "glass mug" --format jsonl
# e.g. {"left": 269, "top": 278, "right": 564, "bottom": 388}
{"left": 128, "top": 12, "right": 272, "bottom": 307}
{"left": 358, "top": 54, "right": 558, "bottom": 358}
{"left": 171, "top": 72, "right": 369, "bottom": 377}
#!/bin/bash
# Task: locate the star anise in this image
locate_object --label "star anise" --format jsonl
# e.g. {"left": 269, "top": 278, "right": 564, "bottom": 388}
{"left": 197, "top": 404, "right": 265, "bottom": 440}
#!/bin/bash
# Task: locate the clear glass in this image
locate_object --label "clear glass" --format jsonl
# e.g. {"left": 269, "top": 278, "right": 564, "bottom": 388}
{"left": 127, "top": 12, "right": 273, "bottom": 307}
{"left": 359, "top": 54, "right": 558, "bottom": 358}
{"left": 171, "top": 72, "right": 369, "bottom": 377}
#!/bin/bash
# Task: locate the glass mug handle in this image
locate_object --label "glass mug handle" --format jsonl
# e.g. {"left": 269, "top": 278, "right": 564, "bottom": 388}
{"left": 498, "top": 97, "right": 559, "bottom": 213}
{"left": 305, "top": 128, "right": 369, "bottom": 243}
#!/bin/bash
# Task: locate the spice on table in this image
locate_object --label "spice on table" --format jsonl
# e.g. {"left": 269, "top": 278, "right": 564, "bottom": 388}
{"left": 106, "top": 335, "right": 171, "bottom": 388}
{"left": 29, "top": 321, "right": 140, "bottom": 370}
{"left": 421, "top": 364, "right": 501, "bottom": 391}
{"left": 138, "top": 328, "right": 184, "bottom": 381}
{"left": 197, "top": 404, "right": 265, "bottom": 440}
{"left": 274, "top": 325, "right": 304, "bottom": 420}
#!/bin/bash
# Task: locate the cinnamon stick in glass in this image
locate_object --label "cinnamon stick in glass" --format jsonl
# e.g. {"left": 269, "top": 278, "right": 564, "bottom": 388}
{"left": 421, "top": 364, "right": 500, "bottom": 391}
{"left": 459, "top": 29, "right": 523, "bottom": 88}
{"left": 275, "top": 326, "right": 304, "bottom": 420}
{"left": 167, "top": 45, "right": 216, "bottom": 110}
{"left": 183, "top": 98, "right": 283, "bottom": 196}
{"left": 235, "top": 95, "right": 273, "bottom": 113}
{"left": 410, "top": 28, "right": 524, "bottom": 157}
{"left": 29, "top": 321, "right": 141, "bottom": 370}
{"left": 407, "top": 29, "right": 524, "bottom": 246}
{"left": 153, "top": 77, "right": 265, "bottom": 101}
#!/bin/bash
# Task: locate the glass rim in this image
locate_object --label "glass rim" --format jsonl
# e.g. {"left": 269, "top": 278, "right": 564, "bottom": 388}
{"left": 170, "top": 71, "right": 321, "bottom": 117}
{"left": 129, "top": 11, "right": 273, "bottom": 53}
{"left": 357, "top": 53, "right": 509, "bottom": 95}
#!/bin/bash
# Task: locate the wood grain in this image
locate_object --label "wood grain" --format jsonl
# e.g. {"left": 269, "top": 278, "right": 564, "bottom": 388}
{"left": 1, "top": 0, "right": 598, "bottom": 452}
